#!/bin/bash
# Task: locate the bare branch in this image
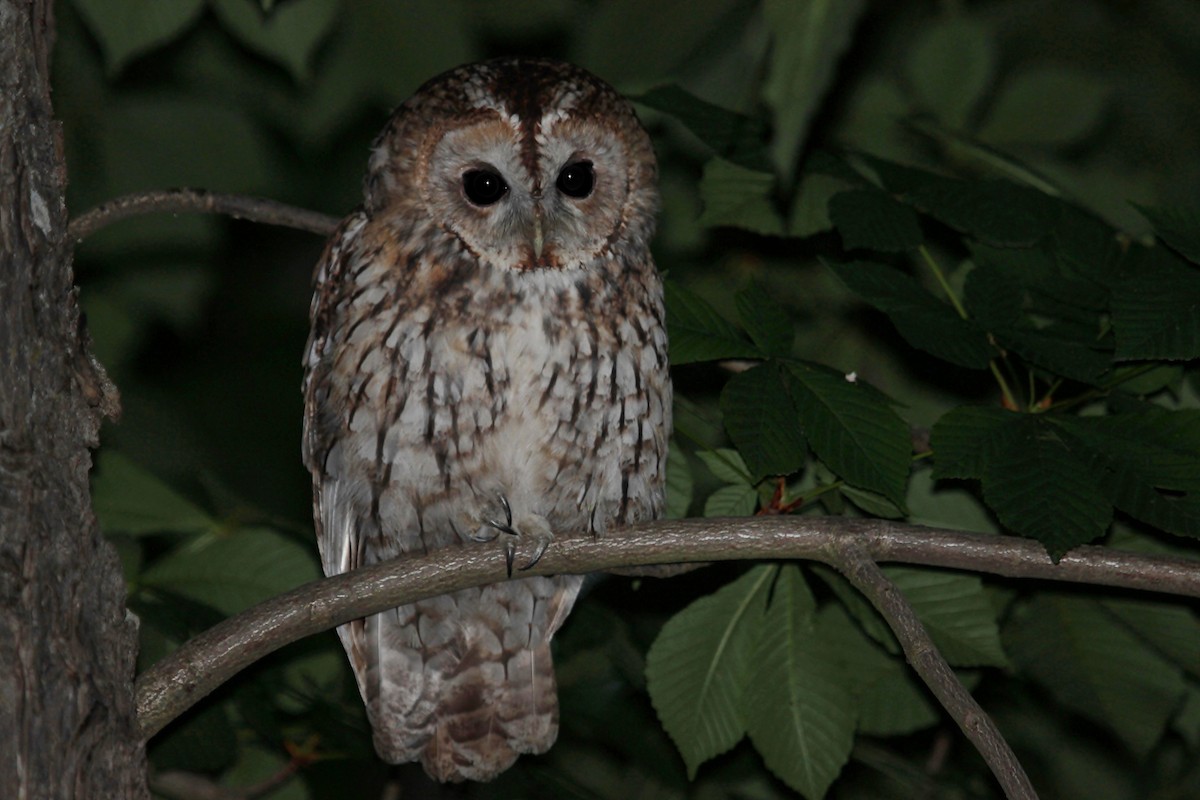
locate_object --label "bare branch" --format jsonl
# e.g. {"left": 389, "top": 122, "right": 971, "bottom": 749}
{"left": 68, "top": 189, "right": 341, "bottom": 242}
{"left": 136, "top": 515, "right": 1200, "bottom": 745}
{"left": 827, "top": 538, "right": 1038, "bottom": 800}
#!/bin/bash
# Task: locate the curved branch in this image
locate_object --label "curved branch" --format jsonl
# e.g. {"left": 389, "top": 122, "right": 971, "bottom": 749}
{"left": 68, "top": 189, "right": 341, "bottom": 242}
{"left": 828, "top": 538, "right": 1037, "bottom": 800}
{"left": 136, "top": 515, "right": 1200, "bottom": 743}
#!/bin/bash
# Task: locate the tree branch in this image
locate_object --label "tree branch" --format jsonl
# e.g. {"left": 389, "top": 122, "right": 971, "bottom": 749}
{"left": 68, "top": 189, "right": 341, "bottom": 242}
{"left": 827, "top": 538, "right": 1038, "bottom": 800}
{"left": 136, "top": 515, "right": 1200, "bottom": 743}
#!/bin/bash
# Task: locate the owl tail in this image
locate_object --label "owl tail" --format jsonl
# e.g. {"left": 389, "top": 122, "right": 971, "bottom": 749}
{"left": 340, "top": 582, "right": 575, "bottom": 782}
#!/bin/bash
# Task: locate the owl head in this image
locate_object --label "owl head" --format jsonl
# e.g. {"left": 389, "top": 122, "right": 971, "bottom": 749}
{"left": 365, "top": 58, "right": 658, "bottom": 273}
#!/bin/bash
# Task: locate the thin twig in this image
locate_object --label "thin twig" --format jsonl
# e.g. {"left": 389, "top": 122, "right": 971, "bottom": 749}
{"left": 827, "top": 538, "right": 1038, "bottom": 800}
{"left": 135, "top": 515, "right": 1200, "bottom": 743}
{"left": 68, "top": 188, "right": 341, "bottom": 242}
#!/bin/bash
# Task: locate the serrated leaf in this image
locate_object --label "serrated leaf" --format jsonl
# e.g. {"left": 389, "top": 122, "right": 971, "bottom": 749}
{"left": 93, "top": 451, "right": 215, "bottom": 537}
{"left": 735, "top": 282, "right": 793, "bottom": 357}
{"left": 745, "top": 567, "right": 855, "bottom": 799}
{"left": 1052, "top": 410, "right": 1200, "bottom": 537}
{"left": 720, "top": 364, "right": 808, "bottom": 479}
{"left": 839, "top": 485, "right": 905, "bottom": 519}
{"left": 698, "top": 158, "right": 785, "bottom": 236}
{"left": 882, "top": 568, "right": 1007, "bottom": 667}
{"left": 696, "top": 448, "right": 753, "bottom": 486}
{"left": 980, "top": 67, "right": 1109, "bottom": 147}
{"left": 1005, "top": 594, "right": 1186, "bottom": 757}
{"left": 704, "top": 483, "right": 760, "bottom": 518}
{"left": 980, "top": 417, "right": 1113, "bottom": 558}
{"left": 1135, "top": 203, "right": 1200, "bottom": 265}
{"left": 828, "top": 260, "right": 993, "bottom": 368}
{"left": 664, "top": 279, "right": 761, "bottom": 365}
{"left": 665, "top": 443, "right": 694, "bottom": 519}
{"left": 1113, "top": 246, "right": 1200, "bottom": 360}
{"left": 828, "top": 188, "right": 924, "bottom": 252}
{"left": 209, "top": 0, "right": 338, "bottom": 82}
{"left": 930, "top": 405, "right": 1014, "bottom": 480}
{"left": 1101, "top": 598, "right": 1200, "bottom": 680}
{"left": 73, "top": 0, "right": 204, "bottom": 74}
{"left": 784, "top": 363, "right": 911, "bottom": 506}
{"left": 140, "top": 527, "right": 321, "bottom": 616}
{"left": 763, "top": 0, "right": 867, "bottom": 180}
{"left": 790, "top": 172, "right": 856, "bottom": 237}
{"left": 908, "top": 178, "right": 1061, "bottom": 247}
{"left": 632, "top": 85, "right": 770, "bottom": 172}
{"left": 646, "top": 565, "right": 775, "bottom": 776}
{"left": 816, "top": 606, "right": 940, "bottom": 736}
{"left": 906, "top": 16, "right": 995, "bottom": 128}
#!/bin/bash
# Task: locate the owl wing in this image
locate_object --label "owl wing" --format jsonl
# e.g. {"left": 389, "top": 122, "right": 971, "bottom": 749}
{"left": 302, "top": 211, "right": 373, "bottom": 691}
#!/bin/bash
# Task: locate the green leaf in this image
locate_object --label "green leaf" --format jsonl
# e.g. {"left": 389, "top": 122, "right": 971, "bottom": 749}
{"left": 720, "top": 363, "right": 808, "bottom": 479}
{"left": 816, "top": 605, "right": 940, "bottom": 736}
{"left": 1101, "top": 598, "right": 1200, "bottom": 680}
{"left": 882, "top": 568, "right": 1007, "bottom": 667}
{"left": 704, "top": 483, "right": 760, "bottom": 517}
{"left": 789, "top": 172, "right": 855, "bottom": 237}
{"left": 838, "top": 485, "right": 905, "bottom": 519}
{"left": 930, "top": 406, "right": 1014, "bottom": 480}
{"left": 762, "top": 0, "right": 868, "bottom": 180}
{"left": 1005, "top": 594, "right": 1186, "bottom": 757}
{"left": 140, "top": 527, "right": 321, "bottom": 616}
{"left": 735, "top": 282, "right": 793, "bottom": 358}
{"left": 93, "top": 451, "right": 215, "bottom": 537}
{"left": 828, "top": 260, "right": 994, "bottom": 369}
{"left": 905, "top": 16, "right": 995, "bottom": 128}
{"left": 828, "top": 188, "right": 924, "bottom": 252}
{"left": 980, "top": 416, "right": 1113, "bottom": 558}
{"left": 980, "top": 67, "right": 1109, "bottom": 147}
{"left": 632, "top": 85, "right": 770, "bottom": 172}
{"left": 665, "top": 443, "right": 694, "bottom": 519}
{"left": 698, "top": 158, "right": 785, "bottom": 236}
{"left": 1135, "top": 203, "right": 1200, "bottom": 264}
{"left": 1052, "top": 410, "right": 1200, "bottom": 537}
{"left": 72, "top": 0, "right": 204, "bottom": 74}
{"left": 696, "top": 448, "right": 753, "bottom": 486}
{"left": 907, "top": 178, "right": 1061, "bottom": 247}
{"left": 575, "top": 0, "right": 750, "bottom": 86}
{"left": 1112, "top": 246, "right": 1200, "bottom": 360}
{"left": 664, "top": 280, "right": 761, "bottom": 365}
{"left": 784, "top": 363, "right": 912, "bottom": 507}
{"left": 745, "top": 567, "right": 855, "bottom": 799}
{"left": 209, "top": 0, "right": 339, "bottom": 82}
{"left": 646, "top": 565, "right": 775, "bottom": 777}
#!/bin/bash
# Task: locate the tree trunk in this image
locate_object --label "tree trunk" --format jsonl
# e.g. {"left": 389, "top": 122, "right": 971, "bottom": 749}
{"left": 0, "top": 1, "right": 147, "bottom": 797}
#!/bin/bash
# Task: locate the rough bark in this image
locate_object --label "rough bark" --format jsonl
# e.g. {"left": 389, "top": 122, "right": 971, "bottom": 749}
{"left": 0, "top": 1, "right": 147, "bottom": 797}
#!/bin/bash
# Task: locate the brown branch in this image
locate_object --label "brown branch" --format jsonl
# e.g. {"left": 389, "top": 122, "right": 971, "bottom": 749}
{"left": 68, "top": 189, "right": 341, "bottom": 242}
{"left": 136, "top": 515, "right": 1200, "bottom": 745}
{"left": 827, "top": 538, "right": 1038, "bottom": 800}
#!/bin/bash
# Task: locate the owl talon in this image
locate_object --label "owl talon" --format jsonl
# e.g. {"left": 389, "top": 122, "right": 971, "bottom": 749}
{"left": 518, "top": 536, "right": 551, "bottom": 571}
{"left": 504, "top": 538, "right": 516, "bottom": 578}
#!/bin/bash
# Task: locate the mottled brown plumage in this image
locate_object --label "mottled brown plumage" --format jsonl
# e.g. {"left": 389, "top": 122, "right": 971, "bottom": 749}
{"left": 302, "top": 58, "right": 670, "bottom": 782}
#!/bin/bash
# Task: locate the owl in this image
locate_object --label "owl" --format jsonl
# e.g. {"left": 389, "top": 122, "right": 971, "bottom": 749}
{"left": 301, "top": 58, "right": 671, "bottom": 782}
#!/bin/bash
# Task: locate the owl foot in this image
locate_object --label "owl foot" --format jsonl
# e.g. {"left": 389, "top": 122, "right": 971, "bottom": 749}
{"left": 473, "top": 494, "right": 553, "bottom": 577}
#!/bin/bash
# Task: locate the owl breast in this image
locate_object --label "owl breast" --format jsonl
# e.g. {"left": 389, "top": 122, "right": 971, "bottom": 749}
{"left": 313, "top": 218, "right": 670, "bottom": 562}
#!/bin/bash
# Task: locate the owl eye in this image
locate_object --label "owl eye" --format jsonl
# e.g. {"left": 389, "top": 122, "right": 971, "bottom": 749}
{"left": 555, "top": 161, "right": 594, "bottom": 199}
{"left": 462, "top": 169, "right": 509, "bottom": 206}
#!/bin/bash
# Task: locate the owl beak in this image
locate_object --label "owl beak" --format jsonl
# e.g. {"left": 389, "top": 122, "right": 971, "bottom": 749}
{"left": 531, "top": 205, "right": 545, "bottom": 260}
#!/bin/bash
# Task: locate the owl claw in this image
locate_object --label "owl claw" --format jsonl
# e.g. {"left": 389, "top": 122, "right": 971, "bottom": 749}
{"left": 505, "top": 537, "right": 516, "bottom": 578}
{"left": 517, "top": 535, "right": 551, "bottom": 572}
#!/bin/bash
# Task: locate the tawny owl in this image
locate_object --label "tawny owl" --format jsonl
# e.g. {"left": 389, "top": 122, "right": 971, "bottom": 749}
{"left": 301, "top": 58, "right": 670, "bottom": 782}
